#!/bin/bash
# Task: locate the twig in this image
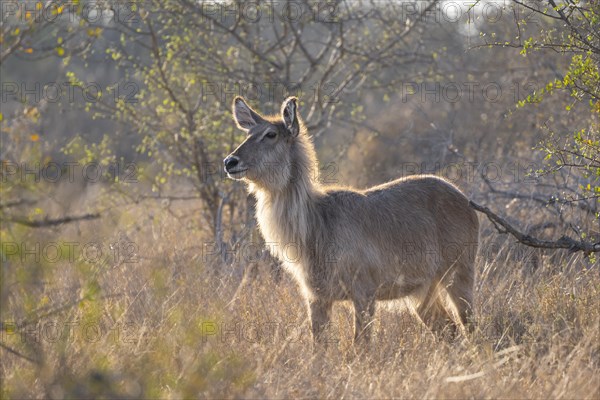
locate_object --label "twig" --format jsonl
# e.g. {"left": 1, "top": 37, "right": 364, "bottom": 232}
{"left": 0, "top": 342, "right": 39, "bottom": 365}
{"left": 0, "top": 199, "right": 38, "bottom": 209}
{"left": 481, "top": 173, "right": 598, "bottom": 215}
{"left": 2, "top": 213, "right": 100, "bottom": 228}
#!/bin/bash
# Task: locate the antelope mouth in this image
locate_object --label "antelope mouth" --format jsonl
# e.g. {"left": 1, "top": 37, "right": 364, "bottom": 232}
{"left": 226, "top": 168, "right": 248, "bottom": 179}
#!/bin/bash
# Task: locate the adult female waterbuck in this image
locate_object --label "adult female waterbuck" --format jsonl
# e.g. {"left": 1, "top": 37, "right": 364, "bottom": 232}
{"left": 224, "top": 96, "right": 479, "bottom": 344}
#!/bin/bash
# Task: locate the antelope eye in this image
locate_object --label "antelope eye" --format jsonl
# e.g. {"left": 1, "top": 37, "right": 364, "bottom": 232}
{"left": 265, "top": 131, "right": 277, "bottom": 139}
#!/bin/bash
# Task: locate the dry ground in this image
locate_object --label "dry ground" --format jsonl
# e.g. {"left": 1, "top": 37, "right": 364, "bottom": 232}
{"left": 1, "top": 199, "right": 599, "bottom": 399}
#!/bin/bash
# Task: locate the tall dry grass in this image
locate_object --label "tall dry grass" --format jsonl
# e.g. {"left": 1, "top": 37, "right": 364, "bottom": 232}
{"left": 1, "top": 195, "right": 599, "bottom": 399}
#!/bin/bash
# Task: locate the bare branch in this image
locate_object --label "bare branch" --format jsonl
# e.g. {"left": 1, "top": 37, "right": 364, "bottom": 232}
{"left": 0, "top": 199, "right": 38, "bottom": 209}
{"left": 2, "top": 213, "right": 101, "bottom": 228}
{"left": 0, "top": 342, "right": 39, "bottom": 365}
{"left": 469, "top": 200, "right": 600, "bottom": 254}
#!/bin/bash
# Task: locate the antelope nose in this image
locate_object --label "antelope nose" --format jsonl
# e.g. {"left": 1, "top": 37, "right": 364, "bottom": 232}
{"left": 224, "top": 156, "right": 239, "bottom": 172}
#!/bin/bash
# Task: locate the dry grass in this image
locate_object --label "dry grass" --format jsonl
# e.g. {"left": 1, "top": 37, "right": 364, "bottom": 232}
{"left": 1, "top": 199, "right": 599, "bottom": 399}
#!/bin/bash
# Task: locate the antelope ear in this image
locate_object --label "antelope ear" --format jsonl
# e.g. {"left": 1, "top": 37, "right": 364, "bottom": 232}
{"left": 281, "top": 97, "right": 299, "bottom": 137}
{"left": 232, "top": 97, "right": 264, "bottom": 131}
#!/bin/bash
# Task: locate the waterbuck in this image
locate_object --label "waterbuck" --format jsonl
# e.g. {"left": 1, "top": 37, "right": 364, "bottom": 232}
{"left": 224, "top": 96, "right": 479, "bottom": 344}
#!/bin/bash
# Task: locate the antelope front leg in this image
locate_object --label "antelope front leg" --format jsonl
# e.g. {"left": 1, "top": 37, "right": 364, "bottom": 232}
{"left": 309, "top": 299, "right": 333, "bottom": 346}
{"left": 353, "top": 297, "right": 376, "bottom": 344}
